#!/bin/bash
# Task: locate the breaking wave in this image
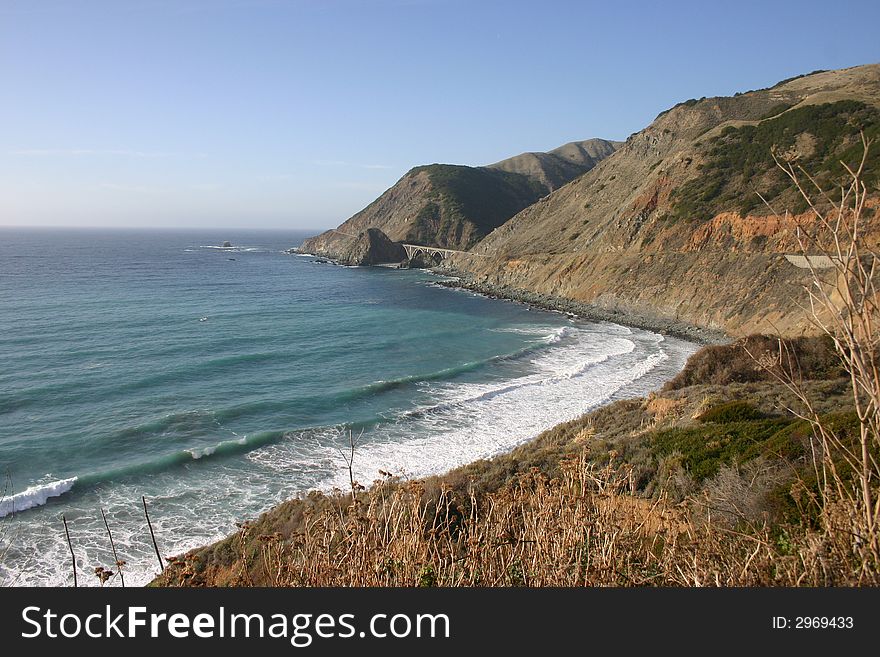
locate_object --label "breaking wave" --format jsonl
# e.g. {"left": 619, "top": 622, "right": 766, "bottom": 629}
{"left": 0, "top": 477, "right": 78, "bottom": 517}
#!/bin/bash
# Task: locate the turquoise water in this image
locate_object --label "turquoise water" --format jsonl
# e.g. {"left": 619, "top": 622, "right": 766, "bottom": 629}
{"left": 0, "top": 228, "right": 697, "bottom": 586}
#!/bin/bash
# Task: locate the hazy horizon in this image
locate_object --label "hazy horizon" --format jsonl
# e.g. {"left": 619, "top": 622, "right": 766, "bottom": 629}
{"left": 2, "top": 0, "right": 879, "bottom": 230}
{"left": 0, "top": 223, "right": 325, "bottom": 233}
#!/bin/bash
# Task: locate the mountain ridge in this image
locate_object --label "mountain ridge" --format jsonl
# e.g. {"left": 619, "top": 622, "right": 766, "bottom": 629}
{"left": 487, "top": 138, "right": 622, "bottom": 191}
{"left": 299, "top": 138, "right": 620, "bottom": 260}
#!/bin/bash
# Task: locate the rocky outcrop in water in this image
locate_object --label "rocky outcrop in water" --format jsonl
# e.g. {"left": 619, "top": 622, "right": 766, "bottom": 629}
{"left": 333, "top": 228, "right": 406, "bottom": 266}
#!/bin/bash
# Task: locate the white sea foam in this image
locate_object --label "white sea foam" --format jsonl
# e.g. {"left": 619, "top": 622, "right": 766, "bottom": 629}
{"left": 0, "top": 477, "right": 77, "bottom": 517}
{"left": 199, "top": 245, "right": 265, "bottom": 252}
{"left": 490, "top": 327, "right": 549, "bottom": 334}
{"left": 491, "top": 324, "right": 575, "bottom": 345}
{"left": 313, "top": 338, "right": 668, "bottom": 490}
{"left": 186, "top": 436, "right": 247, "bottom": 459}
{"left": 247, "top": 326, "right": 681, "bottom": 498}
{"left": 540, "top": 325, "right": 573, "bottom": 344}
{"left": 0, "top": 469, "right": 286, "bottom": 587}
{"left": 187, "top": 445, "right": 217, "bottom": 459}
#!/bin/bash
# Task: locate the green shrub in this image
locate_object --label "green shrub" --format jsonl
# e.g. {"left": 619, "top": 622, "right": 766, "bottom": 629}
{"left": 761, "top": 411, "right": 860, "bottom": 527}
{"left": 652, "top": 417, "right": 794, "bottom": 482}
{"left": 763, "top": 421, "right": 811, "bottom": 459}
{"left": 759, "top": 102, "right": 794, "bottom": 120}
{"left": 418, "top": 564, "right": 438, "bottom": 587}
{"left": 698, "top": 400, "right": 766, "bottom": 423}
{"left": 664, "top": 334, "right": 844, "bottom": 391}
{"left": 655, "top": 97, "right": 701, "bottom": 120}
{"left": 667, "top": 101, "right": 880, "bottom": 222}
{"left": 771, "top": 70, "right": 828, "bottom": 88}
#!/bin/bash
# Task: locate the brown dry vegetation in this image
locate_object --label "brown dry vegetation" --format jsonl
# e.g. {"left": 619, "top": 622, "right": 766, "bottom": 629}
{"left": 663, "top": 334, "right": 844, "bottom": 390}
{"left": 160, "top": 456, "right": 866, "bottom": 587}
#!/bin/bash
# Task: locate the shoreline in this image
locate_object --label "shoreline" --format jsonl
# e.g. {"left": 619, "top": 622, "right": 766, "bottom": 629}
{"left": 291, "top": 247, "right": 730, "bottom": 346}
{"left": 431, "top": 268, "right": 730, "bottom": 346}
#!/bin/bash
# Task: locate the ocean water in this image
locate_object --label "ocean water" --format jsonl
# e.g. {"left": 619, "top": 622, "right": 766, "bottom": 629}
{"left": 0, "top": 228, "right": 698, "bottom": 586}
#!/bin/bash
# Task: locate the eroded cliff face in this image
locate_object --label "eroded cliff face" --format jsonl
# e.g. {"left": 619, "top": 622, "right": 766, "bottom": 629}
{"left": 449, "top": 65, "right": 880, "bottom": 337}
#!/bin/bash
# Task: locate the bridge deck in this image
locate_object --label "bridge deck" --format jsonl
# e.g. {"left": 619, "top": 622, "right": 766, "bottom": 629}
{"left": 326, "top": 230, "right": 484, "bottom": 259}
{"left": 400, "top": 243, "right": 484, "bottom": 259}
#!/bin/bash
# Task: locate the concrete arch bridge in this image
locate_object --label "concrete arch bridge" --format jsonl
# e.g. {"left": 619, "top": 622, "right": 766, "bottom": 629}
{"left": 400, "top": 243, "right": 481, "bottom": 262}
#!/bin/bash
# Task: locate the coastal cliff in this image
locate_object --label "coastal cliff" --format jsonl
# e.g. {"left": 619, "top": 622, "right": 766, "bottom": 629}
{"left": 336, "top": 227, "right": 406, "bottom": 266}
{"left": 445, "top": 65, "right": 880, "bottom": 337}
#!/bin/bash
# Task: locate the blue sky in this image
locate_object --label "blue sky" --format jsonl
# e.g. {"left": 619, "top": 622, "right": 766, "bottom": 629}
{"left": 1, "top": 0, "right": 878, "bottom": 230}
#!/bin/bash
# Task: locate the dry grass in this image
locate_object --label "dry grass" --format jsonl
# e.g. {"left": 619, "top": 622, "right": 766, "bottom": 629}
{"left": 644, "top": 394, "right": 686, "bottom": 426}
{"left": 159, "top": 453, "right": 876, "bottom": 587}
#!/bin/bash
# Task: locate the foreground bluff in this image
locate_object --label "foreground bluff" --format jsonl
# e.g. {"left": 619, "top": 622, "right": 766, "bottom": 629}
{"left": 299, "top": 138, "right": 620, "bottom": 258}
{"left": 446, "top": 64, "right": 880, "bottom": 338}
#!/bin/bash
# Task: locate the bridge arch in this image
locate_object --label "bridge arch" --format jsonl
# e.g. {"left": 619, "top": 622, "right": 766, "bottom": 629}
{"left": 401, "top": 243, "right": 469, "bottom": 262}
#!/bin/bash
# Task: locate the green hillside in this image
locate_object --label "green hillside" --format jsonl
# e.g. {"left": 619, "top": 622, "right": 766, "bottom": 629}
{"left": 669, "top": 100, "right": 880, "bottom": 221}
{"left": 406, "top": 164, "right": 547, "bottom": 247}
